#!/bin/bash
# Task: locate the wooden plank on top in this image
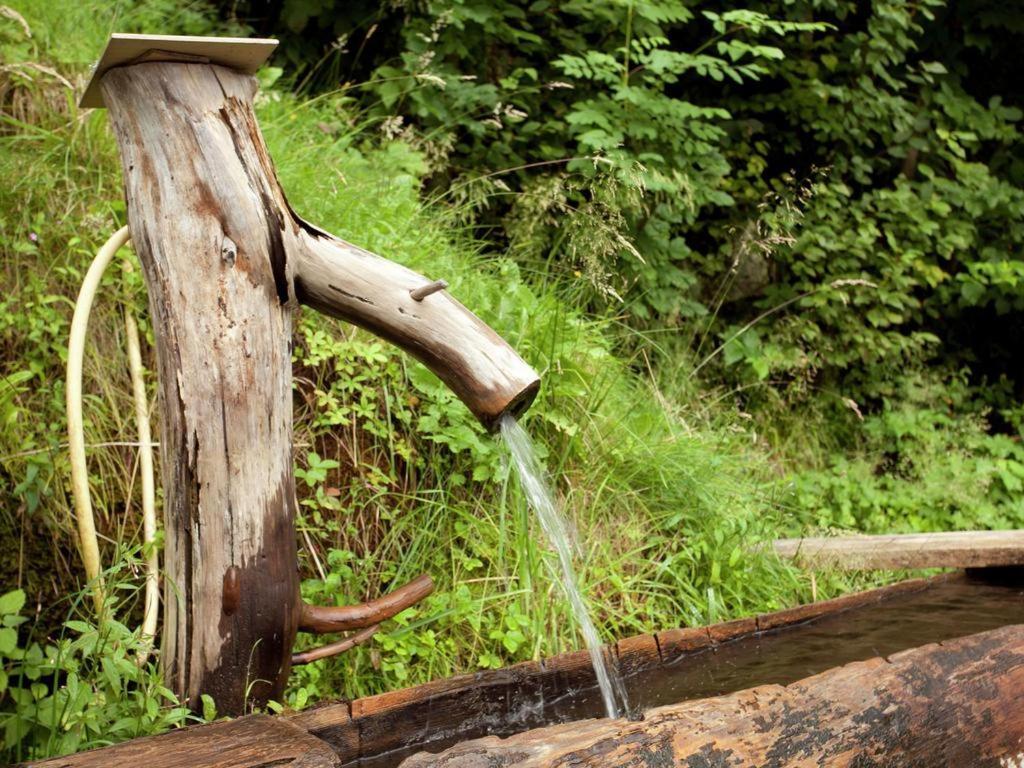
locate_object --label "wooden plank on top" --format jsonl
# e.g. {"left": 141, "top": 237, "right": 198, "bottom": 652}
{"left": 774, "top": 529, "right": 1024, "bottom": 570}
{"left": 80, "top": 33, "right": 278, "bottom": 108}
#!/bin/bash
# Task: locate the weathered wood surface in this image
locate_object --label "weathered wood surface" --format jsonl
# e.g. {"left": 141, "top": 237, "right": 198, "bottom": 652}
{"left": 400, "top": 624, "right": 1024, "bottom": 768}
{"left": 99, "top": 58, "right": 538, "bottom": 713}
{"left": 103, "top": 62, "right": 301, "bottom": 714}
{"left": 80, "top": 33, "right": 278, "bottom": 108}
{"left": 31, "top": 714, "right": 341, "bottom": 768}
{"left": 775, "top": 529, "right": 1024, "bottom": 569}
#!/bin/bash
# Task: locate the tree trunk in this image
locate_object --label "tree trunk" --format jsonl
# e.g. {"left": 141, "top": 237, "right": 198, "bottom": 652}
{"left": 102, "top": 63, "right": 301, "bottom": 713}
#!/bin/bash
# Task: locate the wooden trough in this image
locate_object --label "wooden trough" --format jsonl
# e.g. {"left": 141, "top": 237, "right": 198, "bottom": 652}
{"left": 32, "top": 569, "right": 1024, "bottom": 767}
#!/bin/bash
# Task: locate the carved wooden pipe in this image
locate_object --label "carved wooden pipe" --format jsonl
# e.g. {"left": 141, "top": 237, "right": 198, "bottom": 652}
{"left": 293, "top": 227, "right": 540, "bottom": 430}
{"left": 291, "top": 574, "right": 433, "bottom": 663}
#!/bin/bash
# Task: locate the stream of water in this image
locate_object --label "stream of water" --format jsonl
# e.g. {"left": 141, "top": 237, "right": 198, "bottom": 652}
{"left": 499, "top": 415, "right": 627, "bottom": 720}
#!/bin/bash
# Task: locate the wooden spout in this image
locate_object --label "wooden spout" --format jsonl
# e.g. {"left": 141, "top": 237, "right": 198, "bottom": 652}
{"left": 95, "top": 35, "right": 537, "bottom": 715}
{"left": 293, "top": 230, "right": 540, "bottom": 430}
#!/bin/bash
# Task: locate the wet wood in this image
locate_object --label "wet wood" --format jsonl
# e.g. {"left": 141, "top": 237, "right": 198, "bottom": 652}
{"left": 31, "top": 714, "right": 341, "bottom": 768}
{"left": 292, "top": 574, "right": 950, "bottom": 762}
{"left": 775, "top": 530, "right": 1024, "bottom": 570}
{"left": 400, "top": 624, "right": 1024, "bottom": 767}
{"left": 99, "top": 58, "right": 538, "bottom": 714}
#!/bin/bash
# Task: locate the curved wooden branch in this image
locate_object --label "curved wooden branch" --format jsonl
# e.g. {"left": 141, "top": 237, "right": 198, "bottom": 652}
{"left": 292, "top": 226, "right": 539, "bottom": 430}
{"left": 299, "top": 574, "right": 434, "bottom": 634}
{"left": 291, "top": 624, "right": 380, "bottom": 666}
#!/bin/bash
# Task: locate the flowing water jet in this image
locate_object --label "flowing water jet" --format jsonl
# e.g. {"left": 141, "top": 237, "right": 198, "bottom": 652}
{"left": 499, "top": 414, "right": 628, "bottom": 719}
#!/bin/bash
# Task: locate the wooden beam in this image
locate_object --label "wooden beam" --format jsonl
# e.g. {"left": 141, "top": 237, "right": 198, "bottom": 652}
{"left": 29, "top": 715, "right": 341, "bottom": 768}
{"left": 774, "top": 530, "right": 1024, "bottom": 570}
{"left": 399, "top": 624, "right": 1024, "bottom": 767}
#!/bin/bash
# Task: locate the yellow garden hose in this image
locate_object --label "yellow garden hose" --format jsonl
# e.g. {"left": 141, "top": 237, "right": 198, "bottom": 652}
{"left": 67, "top": 225, "right": 160, "bottom": 662}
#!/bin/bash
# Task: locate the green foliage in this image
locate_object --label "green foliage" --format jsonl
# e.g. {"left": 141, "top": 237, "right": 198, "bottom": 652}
{"left": 251, "top": 0, "right": 1024, "bottom": 417}
{"left": 360, "top": 1, "right": 826, "bottom": 319}
{"left": 265, "top": 90, "right": 820, "bottom": 702}
{"left": 723, "top": 0, "right": 1024, "bottom": 405}
{"left": 788, "top": 371, "right": 1024, "bottom": 535}
{"left": 0, "top": 566, "right": 191, "bottom": 763}
{"left": 3, "top": 0, "right": 1022, "bottom": 759}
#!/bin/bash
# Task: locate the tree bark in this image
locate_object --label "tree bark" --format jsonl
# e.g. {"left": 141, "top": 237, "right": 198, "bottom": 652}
{"left": 400, "top": 624, "right": 1024, "bottom": 768}
{"left": 100, "top": 60, "right": 539, "bottom": 714}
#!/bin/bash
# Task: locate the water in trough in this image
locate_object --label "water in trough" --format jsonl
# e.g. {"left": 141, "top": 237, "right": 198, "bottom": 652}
{"left": 499, "top": 415, "right": 629, "bottom": 719}
{"left": 357, "top": 572, "right": 1024, "bottom": 767}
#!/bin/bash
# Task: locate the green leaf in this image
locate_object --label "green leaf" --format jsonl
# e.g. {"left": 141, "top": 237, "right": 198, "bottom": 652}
{"left": 0, "top": 627, "right": 18, "bottom": 654}
{"left": 0, "top": 589, "right": 25, "bottom": 616}
{"left": 201, "top": 693, "right": 218, "bottom": 722}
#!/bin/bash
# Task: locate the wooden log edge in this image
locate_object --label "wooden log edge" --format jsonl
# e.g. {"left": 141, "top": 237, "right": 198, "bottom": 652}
{"left": 774, "top": 529, "right": 1024, "bottom": 570}
{"left": 28, "top": 715, "right": 342, "bottom": 768}
{"left": 402, "top": 623, "right": 1024, "bottom": 767}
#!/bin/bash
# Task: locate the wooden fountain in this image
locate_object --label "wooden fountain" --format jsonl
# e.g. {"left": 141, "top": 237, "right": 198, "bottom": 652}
{"left": 34, "top": 570, "right": 1024, "bottom": 767}
{"left": 41, "top": 33, "right": 1024, "bottom": 768}
{"left": 80, "top": 32, "right": 538, "bottom": 716}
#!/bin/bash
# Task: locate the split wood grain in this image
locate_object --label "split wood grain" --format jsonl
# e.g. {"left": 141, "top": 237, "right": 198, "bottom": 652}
{"left": 99, "top": 59, "right": 539, "bottom": 713}
{"left": 102, "top": 62, "right": 300, "bottom": 713}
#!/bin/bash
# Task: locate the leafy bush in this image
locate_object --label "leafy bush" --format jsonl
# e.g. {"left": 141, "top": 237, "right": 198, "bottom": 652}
{"left": 0, "top": 574, "right": 190, "bottom": 763}
{"left": 244, "top": 0, "right": 1024, "bottom": 418}
{"left": 788, "top": 371, "right": 1024, "bottom": 535}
